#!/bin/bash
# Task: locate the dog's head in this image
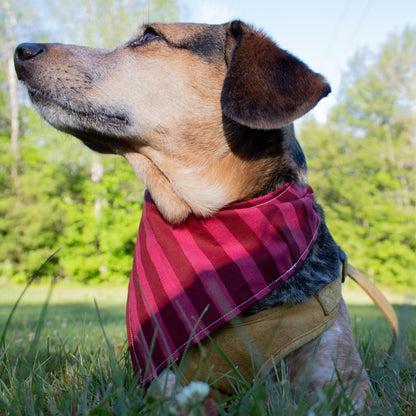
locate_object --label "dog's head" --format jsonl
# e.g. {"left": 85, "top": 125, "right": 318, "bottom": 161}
{"left": 15, "top": 21, "right": 330, "bottom": 223}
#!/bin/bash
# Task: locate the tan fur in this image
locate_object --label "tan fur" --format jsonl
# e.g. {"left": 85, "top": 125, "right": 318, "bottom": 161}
{"left": 22, "top": 24, "right": 287, "bottom": 223}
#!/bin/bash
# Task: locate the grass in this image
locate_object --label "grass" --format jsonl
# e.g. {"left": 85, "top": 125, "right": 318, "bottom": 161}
{"left": 0, "top": 279, "right": 415, "bottom": 415}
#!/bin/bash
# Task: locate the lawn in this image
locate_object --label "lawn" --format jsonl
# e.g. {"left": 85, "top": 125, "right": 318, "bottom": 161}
{"left": 1, "top": 281, "right": 415, "bottom": 415}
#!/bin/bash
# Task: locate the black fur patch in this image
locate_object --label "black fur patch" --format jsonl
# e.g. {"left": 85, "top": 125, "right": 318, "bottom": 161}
{"left": 168, "top": 26, "right": 225, "bottom": 62}
{"left": 243, "top": 205, "right": 341, "bottom": 315}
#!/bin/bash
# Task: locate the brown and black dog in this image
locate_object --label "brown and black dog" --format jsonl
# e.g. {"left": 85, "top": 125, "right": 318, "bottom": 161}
{"left": 14, "top": 21, "right": 370, "bottom": 410}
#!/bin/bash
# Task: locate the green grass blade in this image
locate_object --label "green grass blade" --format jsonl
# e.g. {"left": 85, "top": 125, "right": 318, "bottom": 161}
{"left": 0, "top": 248, "right": 61, "bottom": 349}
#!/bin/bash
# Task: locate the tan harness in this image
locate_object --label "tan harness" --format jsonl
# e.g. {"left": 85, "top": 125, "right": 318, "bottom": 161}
{"left": 180, "top": 258, "right": 399, "bottom": 394}
{"left": 181, "top": 278, "right": 342, "bottom": 394}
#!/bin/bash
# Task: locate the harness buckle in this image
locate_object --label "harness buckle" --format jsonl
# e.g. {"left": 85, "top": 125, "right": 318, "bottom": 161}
{"left": 339, "top": 247, "right": 348, "bottom": 283}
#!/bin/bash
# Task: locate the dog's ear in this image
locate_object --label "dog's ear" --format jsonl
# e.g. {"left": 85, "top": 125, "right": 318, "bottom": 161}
{"left": 221, "top": 21, "right": 331, "bottom": 130}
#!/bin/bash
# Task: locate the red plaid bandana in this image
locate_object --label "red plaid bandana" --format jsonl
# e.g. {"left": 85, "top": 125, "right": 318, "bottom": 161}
{"left": 127, "top": 182, "right": 321, "bottom": 383}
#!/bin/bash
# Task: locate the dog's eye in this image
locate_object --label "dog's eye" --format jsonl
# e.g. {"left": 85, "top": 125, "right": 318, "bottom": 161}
{"left": 130, "top": 27, "right": 160, "bottom": 47}
{"left": 143, "top": 29, "right": 159, "bottom": 42}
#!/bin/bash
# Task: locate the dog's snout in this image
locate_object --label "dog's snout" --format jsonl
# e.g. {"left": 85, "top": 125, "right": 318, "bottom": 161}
{"left": 14, "top": 43, "right": 46, "bottom": 80}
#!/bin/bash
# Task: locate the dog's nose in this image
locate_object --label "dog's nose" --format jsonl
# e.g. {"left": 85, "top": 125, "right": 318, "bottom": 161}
{"left": 15, "top": 43, "right": 46, "bottom": 62}
{"left": 14, "top": 43, "right": 46, "bottom": 80}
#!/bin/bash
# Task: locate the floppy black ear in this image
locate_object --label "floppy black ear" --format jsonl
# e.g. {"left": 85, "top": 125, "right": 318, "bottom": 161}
{"left": 221, "top": 21, "right": 331, "bottom": 130}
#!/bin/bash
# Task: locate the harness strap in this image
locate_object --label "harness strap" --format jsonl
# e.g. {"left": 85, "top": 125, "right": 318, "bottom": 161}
{"left": 347, "top": 264, "right": 400, "bottom": 339}
{"left": 180, "top": 278, "right": 342, "bottom": 394}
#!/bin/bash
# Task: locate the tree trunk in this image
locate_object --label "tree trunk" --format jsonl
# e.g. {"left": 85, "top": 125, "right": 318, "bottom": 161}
{"left": 7, "top": 55, "right": 21, "bottom": 196}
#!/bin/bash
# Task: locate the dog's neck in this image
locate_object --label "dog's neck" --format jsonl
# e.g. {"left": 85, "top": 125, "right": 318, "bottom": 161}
{"left": 124, "top": 123, "right": 307, "bottom": 225}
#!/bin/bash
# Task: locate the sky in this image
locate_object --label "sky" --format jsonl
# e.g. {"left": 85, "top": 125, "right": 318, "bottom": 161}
{"left": 180, "top": 0, "right": 416, "bottom": 121}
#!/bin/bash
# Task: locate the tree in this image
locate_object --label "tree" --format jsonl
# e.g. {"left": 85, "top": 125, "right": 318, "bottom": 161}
{"left": 51, "top": 0, "right": 179, "bottom": 282}
{"left": 45, "top": 0, "right": 179, "bottom": 46}
{"left": 0, "top": 0, "right": 36, "bottom": 195}
{"left": 0, "top": 0, "right": 178, "bottom": 283}
{"left": 299, "top": 27, "right": 416, "bottom": 289}
{"left": 333, "top": 27, "right": 416, "bottom": 207}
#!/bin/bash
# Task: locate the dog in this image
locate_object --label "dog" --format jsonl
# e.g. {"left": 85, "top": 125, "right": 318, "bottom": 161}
{"left": 14, "top": 20, "right": 370, "bottom": 410}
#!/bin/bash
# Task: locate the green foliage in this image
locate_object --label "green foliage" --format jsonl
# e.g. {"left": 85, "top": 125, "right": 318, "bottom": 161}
{"left": 0, "top": 110, "right": 144, "bottom": 283}
{"left": 0, "top": 119, "right": 63, "bottom": 281}
{"left": 0, "top": 4, "right": 414, "bottom": 290}
{"left": 58, "top": 151, "right": 145, "bottom": 283}
{"left": 0, "top": 0, "right": 177, "bottom": 284}
{"left": 0, "top": 69, "right": 8, "bottom": 134}
{"left": 299, "top": 26, "right": 416, "bottom": 290}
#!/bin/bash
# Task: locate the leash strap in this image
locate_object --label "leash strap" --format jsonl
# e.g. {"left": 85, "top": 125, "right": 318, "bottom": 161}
{"left": 340, "top": 249, "right": 399, "bottom": 339}
{"left": 347, "top": 264, "right": 400, "bottom": 339}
